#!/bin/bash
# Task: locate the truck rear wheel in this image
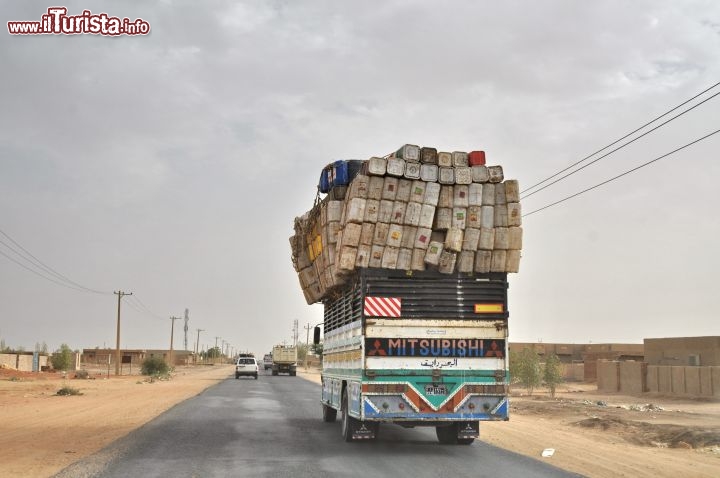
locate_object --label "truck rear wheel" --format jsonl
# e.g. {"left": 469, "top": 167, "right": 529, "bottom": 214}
{"left": 436, "top": 425, "right": 455, "bottom": 444}
{"left": 436, "top": 424, "right": 475, "bottom": 445}
{"left": 322, "top": 404, "right": 337, "bottom": 422}
{"left": 341, "top": 392, "right": 356, "bottom": 442}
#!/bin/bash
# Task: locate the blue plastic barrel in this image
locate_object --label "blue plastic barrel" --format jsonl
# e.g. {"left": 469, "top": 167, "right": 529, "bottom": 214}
{"left": 331, "top": 160, "right": 348, "bottom": 186}
{"left": 318, "top": 167, "right": 331, "bottom": 193}
{"left": 320, "top": 159, "right": 366, "bottom": 193}
{"left": 333, "top": 160, "right": 365, "bottom": 186}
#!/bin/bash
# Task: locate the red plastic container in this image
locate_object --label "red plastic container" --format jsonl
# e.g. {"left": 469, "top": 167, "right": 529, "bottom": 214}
{"left": 468, "top": 151, "right": 486, "bottom": 166}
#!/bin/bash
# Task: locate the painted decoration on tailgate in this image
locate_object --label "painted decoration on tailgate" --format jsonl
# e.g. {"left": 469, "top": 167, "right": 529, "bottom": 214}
{"left": 365, "top": 338, "right": 505, "bottom": 358}
{"left": 364, "top": 296, "right": 401, "bottom": 317}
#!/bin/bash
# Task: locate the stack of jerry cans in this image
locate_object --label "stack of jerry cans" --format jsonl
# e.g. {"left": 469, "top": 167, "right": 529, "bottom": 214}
{"left": 291, "top": 144, "right": 523, "bottom": 304}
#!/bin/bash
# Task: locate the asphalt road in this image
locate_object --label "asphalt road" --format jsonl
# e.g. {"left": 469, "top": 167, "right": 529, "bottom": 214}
{"left": 55, "top": 370, "right": 582, "bottom": 478}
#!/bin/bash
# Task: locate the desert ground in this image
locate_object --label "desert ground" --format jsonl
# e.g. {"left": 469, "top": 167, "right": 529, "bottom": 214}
{"left": 0, "top": 365, "right": 718, "bottom": 478}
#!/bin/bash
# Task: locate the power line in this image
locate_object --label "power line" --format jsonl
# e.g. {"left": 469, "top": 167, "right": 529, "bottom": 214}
{"left": 122, "top": 298, "right": 147, "bottom": 316}
{"left": 0, "top": 248, "right": 90, "bottom": 293}
{"left": 522, "top": 88, "right": 720, "bottom": 199}
{"left": 0, "top": 228, "right": 109, "bottom": 295}
{"left": 121, "top": 296, "right": 166, "bottom": 322}
{"left": 521, "top": 81, "right": 720, "bottom": 197}
{"left": 127, "top": 295, "right": 165, "bottom": 320}
{"left": 0, "top": 229, "right": 169, "bottom": 322}
{"left": 523, "top": 128, "right": 720, "bottom": 218}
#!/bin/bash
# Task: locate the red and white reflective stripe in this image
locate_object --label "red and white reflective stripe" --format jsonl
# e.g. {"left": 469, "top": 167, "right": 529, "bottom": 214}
{"left": 364, "top": 297, "right": 401, "bottom": 317}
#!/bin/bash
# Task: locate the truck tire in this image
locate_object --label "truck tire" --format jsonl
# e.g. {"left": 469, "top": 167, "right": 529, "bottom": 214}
{"left": 290, "top": 371, "right": 296, "bottom": 376}
{"left": 436, "top": 424, "right": 474, "bottom": 445}
{"left": 272, "top": 369, "right": 278, "bottom": 376}
{"left": 436, "top": 425, "right": 455, "bottom": 444}
{"left": 341, "top": 392, "right": 356, "bottom": 442}
{"left": 322, "top": 404, "right": 337, "bottom": 422}
{"left": 235, "top": 373, "right": 239, "bottom": 379}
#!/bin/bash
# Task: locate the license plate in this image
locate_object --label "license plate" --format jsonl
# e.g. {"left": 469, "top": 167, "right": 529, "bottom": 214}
{"left": 425, "top": 385, "right": 448, "bottom": 395}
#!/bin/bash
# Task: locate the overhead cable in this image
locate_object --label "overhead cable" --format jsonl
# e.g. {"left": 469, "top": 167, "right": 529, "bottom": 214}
{"left": 0, "top": 228, "right": 110, "bottom": 295}
{"left": 521, "top": 81, "right": 720, "bottom": 197}
{"left": 523, "top": 128, "right": 720, "bottom": 218}
{"left": 0, "top": 248, "right": 90, "bottom": 293}
{"left": 128, "top": 295, "right": 165, "bottom": 320}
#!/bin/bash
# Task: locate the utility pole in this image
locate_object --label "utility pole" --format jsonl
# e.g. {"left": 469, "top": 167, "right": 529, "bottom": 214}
{"left": 195, "top": 328, "right": 204, "bottom": 364}
{"left": 183, "top": 309, "right": 189, "bottom": 351}
{"left": 304, "top": 322, "right": 322, "bottom": 370}
{"left": 114, "top": 291, "right": 133, "bottom": 376}
{"left": 214, "top": 336, "right": 221, "bottom": 363}
{"left": 304, "top": 323, "right": 312, "bottom": 371}
{"left": 292, "top": 319, "right": 299, "bottom": 347}
{"left": 169, "top": 316, "right": 181, "bottom": 367}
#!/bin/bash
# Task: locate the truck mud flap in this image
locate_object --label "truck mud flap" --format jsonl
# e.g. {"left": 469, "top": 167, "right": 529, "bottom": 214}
{"left": 352, "top": 422, "right": 376, "bottom": 440}
{"left": 458, "top": 421, "right": 480, "bottom": 440}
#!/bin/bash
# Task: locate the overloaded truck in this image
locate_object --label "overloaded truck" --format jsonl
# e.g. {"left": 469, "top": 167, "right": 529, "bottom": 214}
{"left": 291, "top": 144, "right": 521, "bottom": 443}
{"left": 271, "top": 345, "right": 298, "bottom": 376}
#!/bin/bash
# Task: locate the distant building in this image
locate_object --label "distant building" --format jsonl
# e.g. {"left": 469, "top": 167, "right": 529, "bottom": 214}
{"left": 509, "top": 342, "right": 644, "bottom": 381}
{"left": 509, "top": 342, "right": 643, "bottom": 362}
{"left": 644, "top": 336, "right": 720, "bottom": 366}
{"left": 81, "top": 348, "right": 195, "bottom": 367}
{"left": 0, "top": 352, "right": 51, "bottom": 372}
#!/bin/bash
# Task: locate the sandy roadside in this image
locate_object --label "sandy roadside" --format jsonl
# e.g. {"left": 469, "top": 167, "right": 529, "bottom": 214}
{"left": 294, "top": 368, "right": 720, "bottom": 478}
{"left": 1, "top": 366, "right": 717, "bottom": 478}
{"left": 0, "top": 365, "right": 235, "bottom": 478}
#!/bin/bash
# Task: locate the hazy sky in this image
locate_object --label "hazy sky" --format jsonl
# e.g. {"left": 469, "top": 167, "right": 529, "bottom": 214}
{"left": 1, "top": 1, "right": 719, "bottom": 355}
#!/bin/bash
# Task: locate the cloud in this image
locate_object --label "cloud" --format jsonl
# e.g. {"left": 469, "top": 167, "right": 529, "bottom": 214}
{"left": 1, "top": 0, "right": 720, "bottom": 352}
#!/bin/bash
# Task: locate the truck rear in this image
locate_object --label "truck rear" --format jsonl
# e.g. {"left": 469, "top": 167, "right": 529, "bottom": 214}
{"left": 271, "top": 345, "right": 298, "bottom": 376}
{"left": 318, "top": 268, "right": 509, "bottom": 443}
{"left": 262, "top": 353, "right": 273, "bottom": 370}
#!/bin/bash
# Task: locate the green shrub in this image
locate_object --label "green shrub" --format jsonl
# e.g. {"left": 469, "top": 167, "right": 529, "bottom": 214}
{"left": 543, "top": 353, "right": 563, "bottom": 398}
{"left": 511, "top": 347, "right": 542, "bottom": 395}
{"left": 51, "top": 344, "right": 75, "bottom": 371}
{"left": 141, "top": 357, "right": 170, "bottom": 376}
{"left": 57, "top": 386, "right": 82, "bottom": 396}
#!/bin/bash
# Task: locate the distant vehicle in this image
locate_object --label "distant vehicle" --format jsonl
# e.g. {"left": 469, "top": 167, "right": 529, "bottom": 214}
{"left": 271, "top": 345, "right": 297, "bottom": 376}
{"left": 262, "top": 354, "right": 273, "bottom": 371}
{"left": 235, "top": 355, "right": 258, "bottom": 380}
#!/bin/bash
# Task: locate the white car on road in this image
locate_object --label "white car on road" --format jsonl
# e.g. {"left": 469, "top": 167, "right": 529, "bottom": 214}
{"left": 235, "top": 356, "right": 258, "bottom": 379}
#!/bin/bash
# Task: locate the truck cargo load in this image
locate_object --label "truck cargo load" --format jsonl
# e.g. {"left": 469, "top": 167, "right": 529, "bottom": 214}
{"left": 290, "top": 146, "right": 522, "bottom": 305}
